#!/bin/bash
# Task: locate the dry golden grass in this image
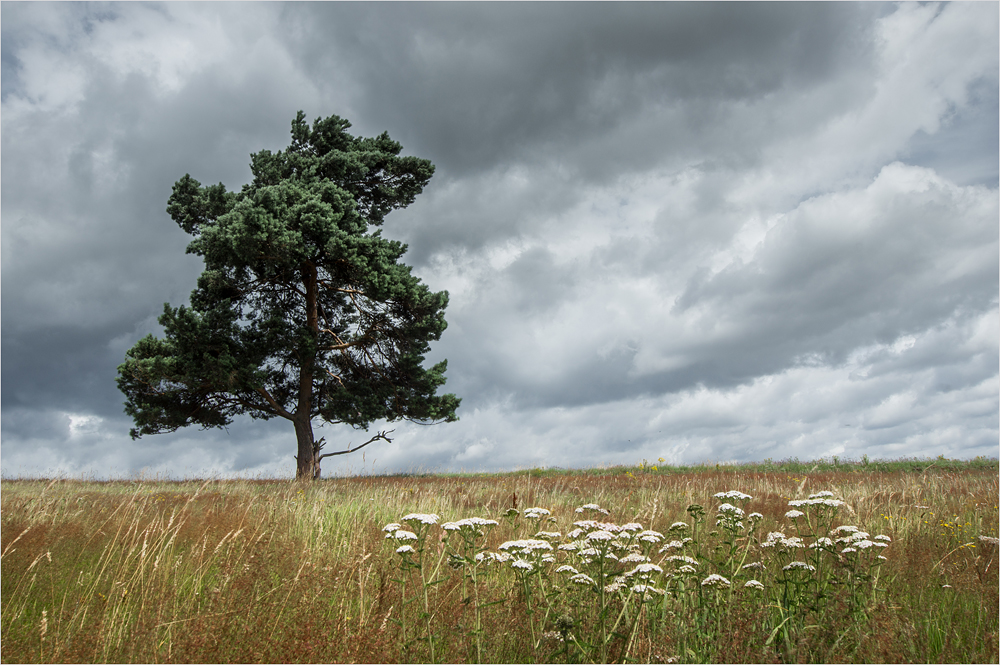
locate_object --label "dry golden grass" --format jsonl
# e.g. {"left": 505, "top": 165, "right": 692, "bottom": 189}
{"left": 1, "top": 461, "right": 997, "bottom": 663}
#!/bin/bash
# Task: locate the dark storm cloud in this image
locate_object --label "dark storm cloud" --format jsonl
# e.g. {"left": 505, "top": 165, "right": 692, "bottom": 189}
{"left": 2, "top": 2, "right": 996, "bottom": 477}
{"left": 281, "top": 3, "right": 885, "bottom": 174}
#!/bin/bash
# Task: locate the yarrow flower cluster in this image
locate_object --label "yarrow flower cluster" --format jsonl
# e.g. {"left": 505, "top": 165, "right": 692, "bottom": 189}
{"left": 783, "top": 561, "right": 816, "bottom": 572}
{"left": 788, "top": 491, "right": 846, "bottom": 509}
{"left": 401, "top": 513, "right": 440, "bottom": 525}
{"left": 524, "top": 507, "right": 551, "bottom": 520}
{"left": 717, "top": 503, "right": 745, "bottom": 516}
{"left": 714, "top": 490, "right": 753, "bottom": 502}
{"left": 380, "top": 487, "right": 897, "bottom": 663}
{"left": 575, "top": 503, "right": 610, "bottom": 515}
{"left": 701, "top": 574, "right": 731, "bottom": 588}
{"left": 659, "top": 538, "right": 692, "bottom": 552}
{"left": 761, "top": 532, "right": 804, "bottom": 550}
{"left": 383, "top": 524, "right": 418, "bottom": 542}
{"left": 441, "top": 517, "right": 499, "bottom": 531}
{"left": 499, "top": 539, "right": 554, "bottom": 554}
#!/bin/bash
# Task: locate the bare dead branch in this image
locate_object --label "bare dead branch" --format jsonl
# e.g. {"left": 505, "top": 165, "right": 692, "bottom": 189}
{"left": 317, "top": 430, "right": 394, "bottom": 460}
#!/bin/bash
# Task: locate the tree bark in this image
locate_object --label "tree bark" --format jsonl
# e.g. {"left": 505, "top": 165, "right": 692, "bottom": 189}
{"left": 295, "top": 261, "right": 320, "bottom": 481}
{"left": 294, "top": 417, "right": 317, "bottom": 480}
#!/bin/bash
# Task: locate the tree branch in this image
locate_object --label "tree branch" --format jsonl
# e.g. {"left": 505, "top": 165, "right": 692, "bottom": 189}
{"left": 317, "top": 430, "right": 394, "bottom": 460}
{"left": 253, "top": 387, "right": 295, "bottom": 420}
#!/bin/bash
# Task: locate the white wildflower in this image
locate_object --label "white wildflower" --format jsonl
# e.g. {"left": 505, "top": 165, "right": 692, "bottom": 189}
{"left": 621, "top": 522, "right": 644, "bottom": 532}
{"left": 808, "top": 491, "right": 835, "bottom": 499}
{"left": 499, "top": 539, "right": 553, "bottom": 553}
{"left": 842, "top": 547, "right": 857, "bottom": 554}
{"left": 586, "top": 530, "right": 616, "bottom": 542}
{"left": 831, "top": 525, "right": 858, "bottom": 535}
{"left": 785, "top": 510, "right": 805, "bottom": 519}
{"left": 535, "top": 531, "right": 562, "bottom": 540}
{"left": 467, "top": 517, "right": 499, "bottom": 527}
{"left": 627, "top": 563, "right": 664, "bottom": 576}
{"left": 810, "top": 537, "right": 835, "bottom": 549}
{"left": 604, "top": 579, "right": 625, "bottom": 593}
{"left": 631, "top": 584, "right": 665, "bottom": 595}
{"left": 744, "top": 579, "right": 764, "bottom": 590}
{"left": 701, "top": 574, "right": 731, "bottom": 588}
{"left": 570, "top": 573, "right": 597, "bottom": 586}
{"left": 556, "top": 565, "right": 579, "bottom": 575}
{"left": 783, "top": 561, "right": 816, "bottom": 572}
{"left": 402, "top": 513, "right": 440, "bottom": 525}
{"left": 392, "top": 530, "right": 418, "bottom": 541}
{"left": 446, "top": 517, "right": 496, "bottom": 531}
{"left": 512, "top": 559, "right": 534, "bottom": 571}
{"left": 668, "top": 521, "right": 689, "bottom": 531}
{"left": 524, "top": 507, "right": 551, "bottom": 519}
{"left": 742, "top": 561, "right": 764, "bottom": 571}
{"left": 678, "top": 565, "right": 697, "bottom": 574}
{"left": 382, "top": 523, "right": 402, "bottom": 533}
{"left": 402, "top": 513, "right": 439, "bottom": 525}
{"left": 717, "top": 503, "right": 744, "bottom": 516}
{"left": 666, "top": 555, "right": 699, "bottom": 566}
{"left": 874, "top": 534, "right": 892, "bottom": 543}
{"left": 659, "top": 540, "right": 686, "bottom": 552}
{"left": 396, "top": 545, "right": 415, "bottom": 555}
{"left": 714, "top": 490, "right": 753, "bottom": 501}
{"left": 476, "top": 551, "right": 511, "bottom": 564}
{"left": 575, "top": 504, "right": 609, "bottom": 515}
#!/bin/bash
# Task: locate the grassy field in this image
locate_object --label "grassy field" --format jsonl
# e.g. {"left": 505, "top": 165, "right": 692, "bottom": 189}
{"left": 1, "top": 457, "right": 997, "bottom": 663}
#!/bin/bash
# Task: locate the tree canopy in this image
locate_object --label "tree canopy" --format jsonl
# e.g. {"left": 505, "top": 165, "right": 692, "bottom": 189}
{"left": 117, "top": 112, "right": 460, "bottom": 479}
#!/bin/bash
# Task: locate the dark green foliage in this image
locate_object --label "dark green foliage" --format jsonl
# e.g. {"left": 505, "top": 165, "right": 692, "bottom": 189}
{"left": 118, "top": 112, "right": 459, "bottom": 478}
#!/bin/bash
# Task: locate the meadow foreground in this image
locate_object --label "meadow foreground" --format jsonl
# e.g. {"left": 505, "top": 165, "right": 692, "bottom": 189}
{"left": 1, "top": 459, "right": 997, "bottom": 663}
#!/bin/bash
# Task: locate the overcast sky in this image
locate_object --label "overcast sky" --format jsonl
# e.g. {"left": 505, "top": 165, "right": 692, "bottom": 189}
{"left": 2, "top": 2, "right": 998, "bottom": 479}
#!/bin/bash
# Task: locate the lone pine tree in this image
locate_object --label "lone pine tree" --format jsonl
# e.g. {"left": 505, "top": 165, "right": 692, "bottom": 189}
{"left": 117, "top": 112, "right": 459, "bottom": 480}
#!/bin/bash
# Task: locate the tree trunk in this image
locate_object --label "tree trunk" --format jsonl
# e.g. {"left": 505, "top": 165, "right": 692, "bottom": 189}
{"left": 295, "top": 261, "right": 320, "bottom": 481}
{"left": 294, "top": 418, "right": 317, "bottom": 480}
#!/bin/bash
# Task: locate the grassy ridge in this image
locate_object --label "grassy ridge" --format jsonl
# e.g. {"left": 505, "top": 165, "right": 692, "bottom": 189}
{"left": 1, "top": 458, "right": 997, "bottom": 663}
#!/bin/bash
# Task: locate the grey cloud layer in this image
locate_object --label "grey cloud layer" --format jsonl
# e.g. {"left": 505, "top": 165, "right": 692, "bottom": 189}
{"left": 2, "top": 2, "right": 996, "bottom": 477}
